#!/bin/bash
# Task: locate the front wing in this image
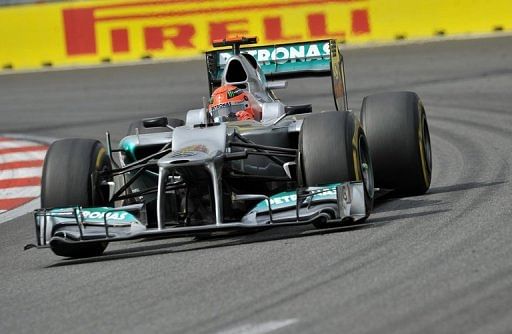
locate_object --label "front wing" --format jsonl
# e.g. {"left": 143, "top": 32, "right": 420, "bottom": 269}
{"left": 29, "top": 182, "right": 366, "bottom": 251}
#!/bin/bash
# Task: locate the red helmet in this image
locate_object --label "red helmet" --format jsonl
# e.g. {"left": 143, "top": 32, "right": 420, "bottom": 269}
{"left": 208, "top": 85, "right": 261, "bottom": 122}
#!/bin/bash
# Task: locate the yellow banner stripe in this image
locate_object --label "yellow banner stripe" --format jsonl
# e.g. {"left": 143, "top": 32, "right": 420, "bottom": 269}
{"left": 1, "top": 0, "right": 511, "bottom": 70}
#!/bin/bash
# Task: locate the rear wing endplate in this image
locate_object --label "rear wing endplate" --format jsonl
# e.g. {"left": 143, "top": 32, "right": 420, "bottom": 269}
{"left": 206, "top": 39, "right": 348, "bottom": 111}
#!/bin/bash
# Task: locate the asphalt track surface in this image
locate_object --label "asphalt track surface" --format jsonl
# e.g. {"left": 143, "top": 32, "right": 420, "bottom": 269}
{"left": 1, "top": 36, "right": 511, "bottom": 334}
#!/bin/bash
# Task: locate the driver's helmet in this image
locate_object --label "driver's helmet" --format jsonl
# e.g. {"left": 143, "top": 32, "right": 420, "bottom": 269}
{"left": 208, "top": 85, "right": 261, "bottom": 122}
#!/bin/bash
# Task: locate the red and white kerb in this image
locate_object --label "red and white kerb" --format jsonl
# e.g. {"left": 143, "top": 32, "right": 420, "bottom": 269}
{"left": 0, "top": 137, "right": 47, "bottom": 215}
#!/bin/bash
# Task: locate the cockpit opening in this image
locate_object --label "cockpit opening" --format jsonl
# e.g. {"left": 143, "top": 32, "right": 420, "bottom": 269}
{"left": 225, "top": 59, "right": 248, "bottom": 83}
{"left": 241, "top": 53, "right": 258, "bottom": 69}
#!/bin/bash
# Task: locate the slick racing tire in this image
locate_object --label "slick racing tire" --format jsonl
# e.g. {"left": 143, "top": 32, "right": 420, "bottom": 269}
{"left": 299, "top": 111, "right": 374, "bottom": 226}
{"left": 41, "top": 138, "right": 112, "bottom": 258}
{"left": 126, "top": 117, "right": 185, "bottom": 135}
{"left": 360, "top": 91, "right": 432, "bottom": 195}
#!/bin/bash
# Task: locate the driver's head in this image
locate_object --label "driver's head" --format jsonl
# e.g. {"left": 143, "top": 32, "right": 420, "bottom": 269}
{"left": 208, "top": 85, "right": 261, "bottom": 122}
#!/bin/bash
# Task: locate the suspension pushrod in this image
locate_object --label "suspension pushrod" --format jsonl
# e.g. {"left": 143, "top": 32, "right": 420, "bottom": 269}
{"left": 230, "top": 140, "right": 297, "bottom": 154}
{"left": 231, "top": 132, "right": 289, "bottom": 166}
{"left": 110, "top": 167, "right": 147, "bottom": 202}
{"left": 113, "top": 182, "right": 186, "bottom": 201}
{"left": 246, "top": 151, "right": 296, "bottom": 159}
{"left": 108, "top": 147, "right": 173, "bottom": 176}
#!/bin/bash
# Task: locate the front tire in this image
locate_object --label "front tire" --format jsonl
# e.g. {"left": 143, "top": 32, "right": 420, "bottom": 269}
{"left": 299, "top": 111, "right": 374, "bottom": 225}
{"left": 41, "top": 138, "right": 111, "bottom": 257}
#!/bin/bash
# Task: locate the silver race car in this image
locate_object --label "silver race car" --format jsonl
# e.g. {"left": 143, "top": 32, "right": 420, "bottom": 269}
{"left": 27, "top": 37, "right": 432, "bottom": 258}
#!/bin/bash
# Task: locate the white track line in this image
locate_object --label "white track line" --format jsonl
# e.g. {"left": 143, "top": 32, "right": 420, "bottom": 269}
{"left": 216, "top": 319, "right": 298, "bottom": 334}
{"left": 0, "top": 151, "right": 46, "bottom": 163}
{"left": 0, "top": 167, "right": 42, "bottom": 180}
{"left": 0, "top": 186, "right": 41, "bottom": 199}
{"left": 0, "top": 197, "right": 39, "bottom": 224}
{"left": 0, "top": 140, "right": 47, "bottom": 149}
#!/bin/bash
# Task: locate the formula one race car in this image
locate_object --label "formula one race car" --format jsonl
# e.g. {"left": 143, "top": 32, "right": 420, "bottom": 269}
{"left": 27, "top": 37, "right": 432, "bottom": 258}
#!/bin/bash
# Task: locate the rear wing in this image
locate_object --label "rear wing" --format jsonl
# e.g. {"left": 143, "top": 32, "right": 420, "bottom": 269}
{"left": 206, "top": 39, "right": 348, "bottom": 111}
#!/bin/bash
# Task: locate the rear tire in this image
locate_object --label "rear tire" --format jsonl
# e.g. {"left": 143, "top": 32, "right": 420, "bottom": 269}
{"left": 360, "top": 91, "right": 432, "bottom": 195}
{"left": 299, "top": 111, "right": 374, "bottom": 226}
{"left": 41, "top": 138, "right": 111, "bottom": 258}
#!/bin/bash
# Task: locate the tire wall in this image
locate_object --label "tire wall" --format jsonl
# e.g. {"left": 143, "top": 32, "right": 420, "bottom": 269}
{"left": 1, "top": 0, "right": 511, "bottom": 71}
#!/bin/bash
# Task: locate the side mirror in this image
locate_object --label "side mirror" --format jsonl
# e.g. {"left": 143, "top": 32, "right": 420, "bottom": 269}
{"left": 266, "top": 81, "right": 287, "bottom": 90}
{"left": 271, "top": 104, "right": 312, "bottom": 125}
{"left": 285, "top": 104, "right": 312, "bottom": 116}
{"left": 142, "top": 116, "right": 168, "bottom": 128}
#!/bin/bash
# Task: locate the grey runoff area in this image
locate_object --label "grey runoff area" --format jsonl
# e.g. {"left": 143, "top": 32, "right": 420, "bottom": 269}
{"left": 0, "top": 35, "right": 511, "bottom": 334}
